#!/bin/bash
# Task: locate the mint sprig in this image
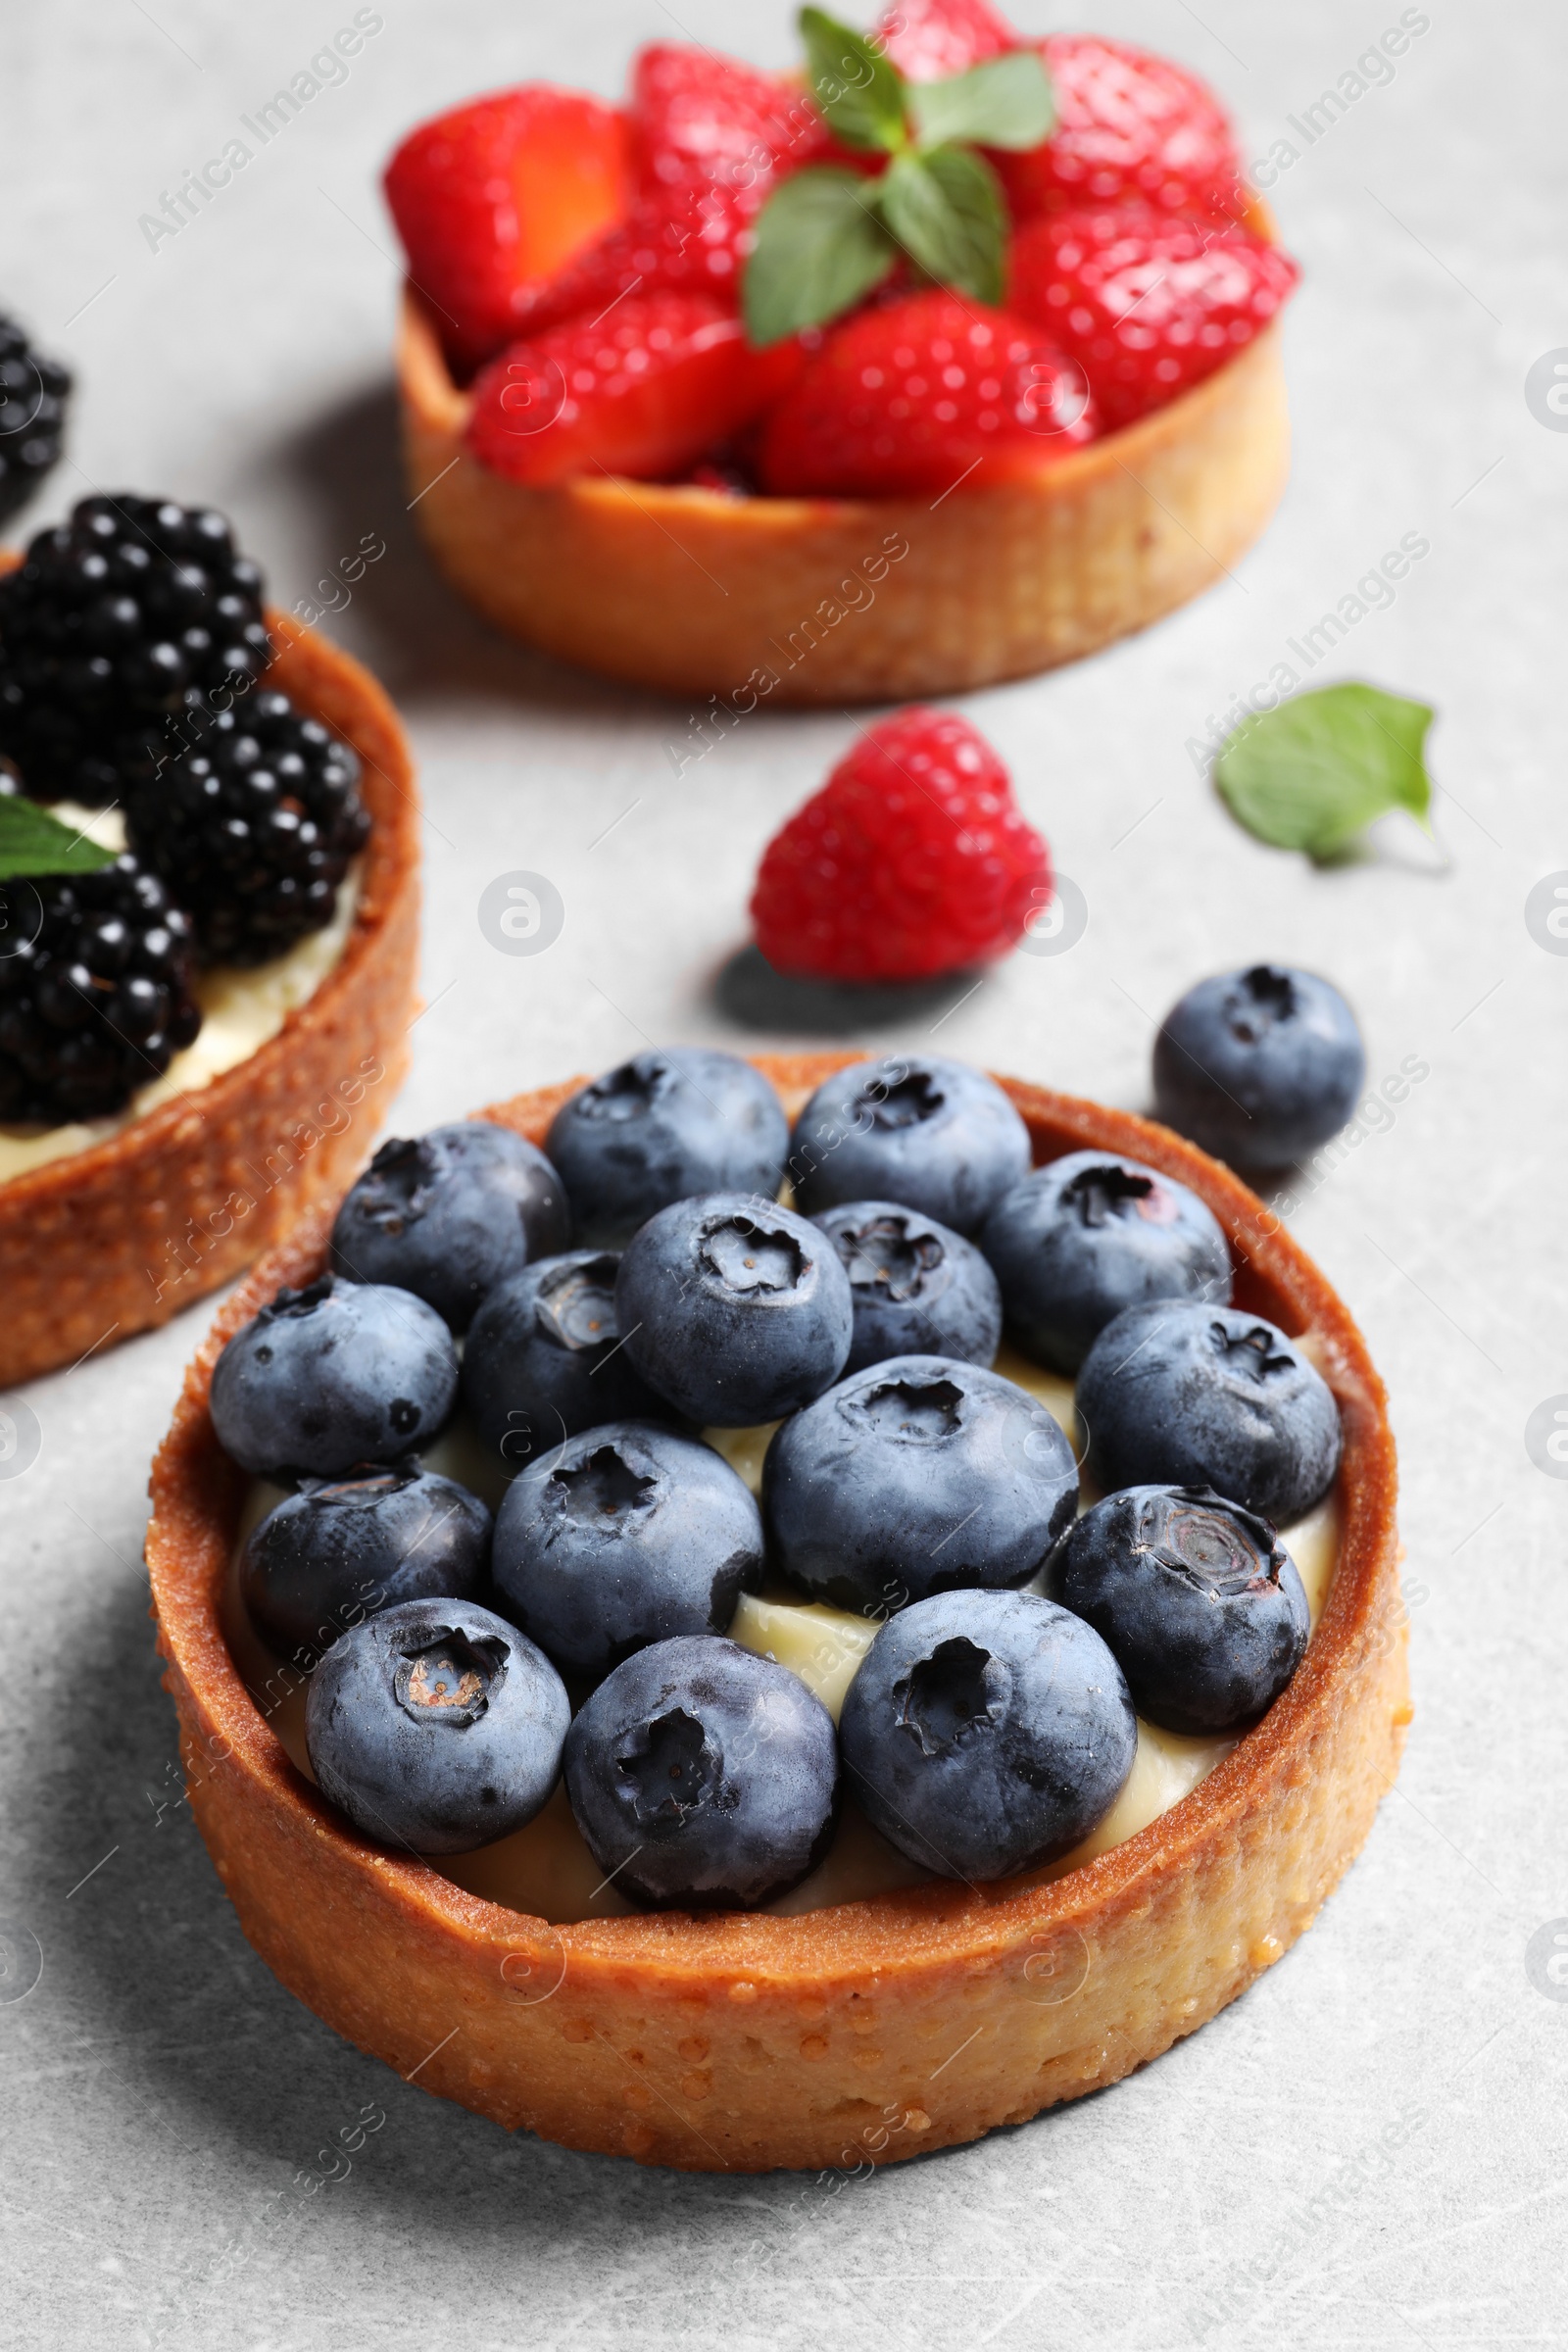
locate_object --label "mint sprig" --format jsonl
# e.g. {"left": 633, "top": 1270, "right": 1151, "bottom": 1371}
{"left": 1214, "top": 684, "right": 1435, "bottom": 859}
{"left": 744, "top": 8, "right": 1055, "bottom": 346}
{"left": 0, "top": 794, "right": 117, "bottom": 880}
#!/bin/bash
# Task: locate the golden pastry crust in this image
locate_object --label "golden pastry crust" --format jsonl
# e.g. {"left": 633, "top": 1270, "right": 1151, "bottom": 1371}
{"left": 400, "top": 291, "right": 1290, "bottom": 703}
{"left": 147, "top": 1056, "right": 1407, "bottom": 2173}
{"left": 0, "top": 609, "right": 420, "bottom": 1386}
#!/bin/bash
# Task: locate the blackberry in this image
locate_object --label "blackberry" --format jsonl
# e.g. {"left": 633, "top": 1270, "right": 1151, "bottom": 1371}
{"left": 0, "top": 854, "right": 202, "bottom": 1124}
{"left": 0, "top": 493, "right": 271, "bottom": 804}
{"left": 124, "top": 690, "right": 369, "bottom": 966}
{"left": 0, "top": 315, "right": 71, "bottom": 528}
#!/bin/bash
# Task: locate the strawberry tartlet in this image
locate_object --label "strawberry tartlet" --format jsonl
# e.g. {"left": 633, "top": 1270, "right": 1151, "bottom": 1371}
{"left": 387, "top": 1, "right": 1298, "bottom": 700}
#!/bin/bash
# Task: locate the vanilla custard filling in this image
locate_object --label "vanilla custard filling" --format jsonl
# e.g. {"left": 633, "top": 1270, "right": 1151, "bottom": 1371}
{"left": 0, "top": 803, "right": 360, "bottom": 1180}
{"left": 225, "top": 1346, "right": 1341, "bottom": 1924}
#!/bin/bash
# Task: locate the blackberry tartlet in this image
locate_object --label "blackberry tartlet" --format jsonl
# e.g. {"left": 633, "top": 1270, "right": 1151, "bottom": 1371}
{"left": 0, "top": 312, "right": 71, "bottom": 528}
{"left": 148, "top": 1053, "right": 1406, "bottom": 2174}
{"left": 0, "top": 498, "right": 420, "bottom": 1386}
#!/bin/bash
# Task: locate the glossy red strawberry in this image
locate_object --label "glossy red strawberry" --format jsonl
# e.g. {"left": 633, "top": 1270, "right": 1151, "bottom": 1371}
{"left": 996, "top": 36, "right": 1243, "bottom": 223}
{"left": 510, "top": 45, "right": 832, "bottom": 339}
{"left": 466, "top": 293, "right": 801, "bottom": 488}
{"left": 1008, "top": 202, "right": 1299, "bottom": 428}
{"left": 384, "top": 86, "right": 631, "bottom": 372}
{"left": 751, "top": 707, "right": 1051, "bottom": 984}
{"left": 757, "top": 292, "right": 1098, "bottom": 498}
{"left": 874, "top": 0, "right": 1018, "bottom": 82}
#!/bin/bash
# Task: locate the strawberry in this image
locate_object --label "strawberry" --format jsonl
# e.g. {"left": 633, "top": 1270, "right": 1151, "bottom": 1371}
{"left": 756, "top": 291, "right": 1098, "bottom": 498}
{"left": 996, "top": 36, "right": 1243, "bottom": 223}
{"left": 752, "top": 707, "right": 1050, "bottom": 984}
{"left": 874, "top": 0, "right": 1019, "bottom": 83}
{"left": 1008, "top": 202, "right": 1299, "bottom": 428}
{"left": 631, "top": 42, "right": 825, "bottom": 192}
{"left": 466, "top": 293, "right": 802, "bottom": 489}
{"left": 384, "top": 86, "right": 631, "bottom": 373}
{"left": 508, "top": 45, "right": 833, "bottom": 340}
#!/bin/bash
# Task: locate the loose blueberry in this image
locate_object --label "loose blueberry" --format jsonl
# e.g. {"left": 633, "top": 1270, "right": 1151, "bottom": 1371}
{"left": 1075, "top": 1300, "right": 1342, "bottom": 1523}
{"left": 813, "top": 1199, "right": 1003, "bottom": 1374}
{"left": 210, "top": 1277, "right": 459, "bottom": 1478}
{"left": 839, "top": 1590, "right": 1137, "bottom": 1881}
{"left": 616, "top": 1192, "right": 853, "bottom": 1426}
{"left": 329, "top": 1121, "right": 569, "bottom": 1331}
{"left": 1047, "top": 1485, "right": 1309, "bottom": 1736}
{"left": 563, "top": 1636, "right": 839, "bottom": 1909}
{"left": 1153, "top": 965, "right": 1366, "bottom": 1169}
{"left": 546, "top": 1049, "right": 789, "bottom": 1246}
{"left": 978, "top": 1150, "right": 1232, "bottom": 1374}
{"left": 240, "top": 1460, "right": 492, "bottom": 1659}
{"left": 492, "top": 1421, "right": 764, "bottom": 1681}
{"left": 462, "top": 1249, "right": 673, "bottom": 1470}
{"left": 305, "top": 1597, "right": 569, "bottom": 1854}
{"left": 763, "top": 1354, "right": 1077, "bottom": 1615}
{"left": 788, "top": 1054, "right": 1031, "bottom": 1235}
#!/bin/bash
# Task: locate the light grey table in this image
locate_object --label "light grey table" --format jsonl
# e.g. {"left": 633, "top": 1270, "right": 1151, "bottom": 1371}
{"left": 4, "top": 3, "right": 1565, "bottom": 2345}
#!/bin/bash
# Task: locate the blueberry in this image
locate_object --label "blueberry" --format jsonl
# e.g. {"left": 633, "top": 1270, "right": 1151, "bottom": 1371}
{"left": 978, "top": 1150, "right": 1232, "bottom": 1374}
{"left": 616, "top": 1192, "right": 853, "bottom": 1426}
{"left": 763, "top": 1354, "right": 1077, "bottom": 1615}
{"left": 1153, "top": 965, "right": 1366, "bottom": 1169}
{"left": 1075, "top": 1300, "right": 1342, "bottom": 1523}
{"left": 546, "top": 1049, "right": 789, "bottom": 1247}
{"left": 305, "top": 1597, "right": 568, "bottom": 1854}
{"left": 492, "top": 1422, "right": 764, "bottom": 1681}
{"left": 329, "top": 1121, "right": 569, "bottom": 1331}
{"left": 461, "top": 1249, "right": 673, "bottom": 1470}
{"left": 563, "top": 1636, "right": 838, "bottom": 1909}
{"left": 788, "top": 1054, "right": 1030, "bottom": 1235}
{"left": 211, "top": 1277, "right": 459, "bottom": 1477}
{"left": 240, "top": 1461, "right": 492, "bottom": 1659}
{"left": 1048, "top": 1485, "right": 1309, "bottom": 1736}
{"left": 839, "top": 1591, "right": 1136, "bottom": 1881}
{"left": 813, "top": 1199, "right": 1003, "bottom": 1374}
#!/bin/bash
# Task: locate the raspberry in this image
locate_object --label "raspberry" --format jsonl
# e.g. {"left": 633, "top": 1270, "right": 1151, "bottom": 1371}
{"left": 874, "top": 0, "right": 1019, "bottom": 82}
{"left": 997, "top": 36, "right": 1243, "bottom": 223}
{"left": 751, "top": 708, "right": 1050, "bottom": 983}
{"left": 1008, "top": 202, "right": 1299, "bottom": 428}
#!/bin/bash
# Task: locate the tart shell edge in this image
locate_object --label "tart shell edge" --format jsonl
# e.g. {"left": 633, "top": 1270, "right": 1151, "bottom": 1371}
{"left": 0, "top": 608, "right": 421, "bottom": 1387}
{"left": 146, "top": 1056, "right": 1408, "bottom": 2175}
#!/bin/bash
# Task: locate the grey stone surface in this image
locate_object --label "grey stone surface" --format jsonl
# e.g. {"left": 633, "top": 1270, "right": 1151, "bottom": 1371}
{"left": 2, "top": 1, "right": 1564, "bottom": 2345}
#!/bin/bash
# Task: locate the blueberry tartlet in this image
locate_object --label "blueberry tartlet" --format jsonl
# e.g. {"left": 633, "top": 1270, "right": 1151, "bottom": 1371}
{"left": 147, "top": 1051, "right": 1406, "bottom": 2173}
{"left": 0, "top": 495, "right": 419, "bottom": 1384}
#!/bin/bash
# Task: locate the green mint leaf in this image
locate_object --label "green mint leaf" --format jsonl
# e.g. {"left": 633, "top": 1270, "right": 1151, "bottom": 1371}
{"left": 907, "top": 51, "right": 1055, "bottom": 152}
{"left": 1214, "top": 684, "right": 1435, "bottom": 858}
{"left": 744, "top": 166, "right": 898, "bottom": 345}
{"left": 800, "top": 7, "right": 907, "bottom": 152}
{"left": 0, "top": 794, "right": 117, "bottom": 880}
{"left": 877, "top": 144, "right": 1006, "bottom": 306}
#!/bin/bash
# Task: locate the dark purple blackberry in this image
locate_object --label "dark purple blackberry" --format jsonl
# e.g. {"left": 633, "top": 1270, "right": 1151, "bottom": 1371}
{"left": 124, "top": 690, "right": 369, "bottom": 967}
{"left": 0, "top": 853, "right": 202, "bottom": 1123}
{"left": 0, "top": 315, "right": 71, "bottom": 528}
{"left": 0, "top": 493, "right": 271, "bottom": 804}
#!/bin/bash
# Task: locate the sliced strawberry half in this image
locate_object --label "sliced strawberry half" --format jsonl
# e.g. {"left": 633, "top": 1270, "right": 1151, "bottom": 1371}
{"left": 466, "top": 293, "right": 803, "bottom": 488}
{"left": 509, "top": 45, "right": 833, "bottom": 340}
{"left": 1009, "top": 202, "right": 1299, "bottom": 428}
{"left": 757, "top": 291, "right": 1099, "bottom": 499}
{"left": 752, "top": 706, "right": 1051, "bottom": 984}
{"left": 385, "top": 85, "right": 631, "bottom": 372}
{"left": 874, "top": 0, "right": 1019, "bottom": 82}
{"left": 996, "top": 35, "right": 1243, "bottom": 222}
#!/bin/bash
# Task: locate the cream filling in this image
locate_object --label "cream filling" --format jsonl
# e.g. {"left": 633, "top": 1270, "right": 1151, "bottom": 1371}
{"left": 0, "top": 802, "right": 360, "bottom": 1180}
{"left": 228, "top": 1347, "right": 1341, "bottom": 1924}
